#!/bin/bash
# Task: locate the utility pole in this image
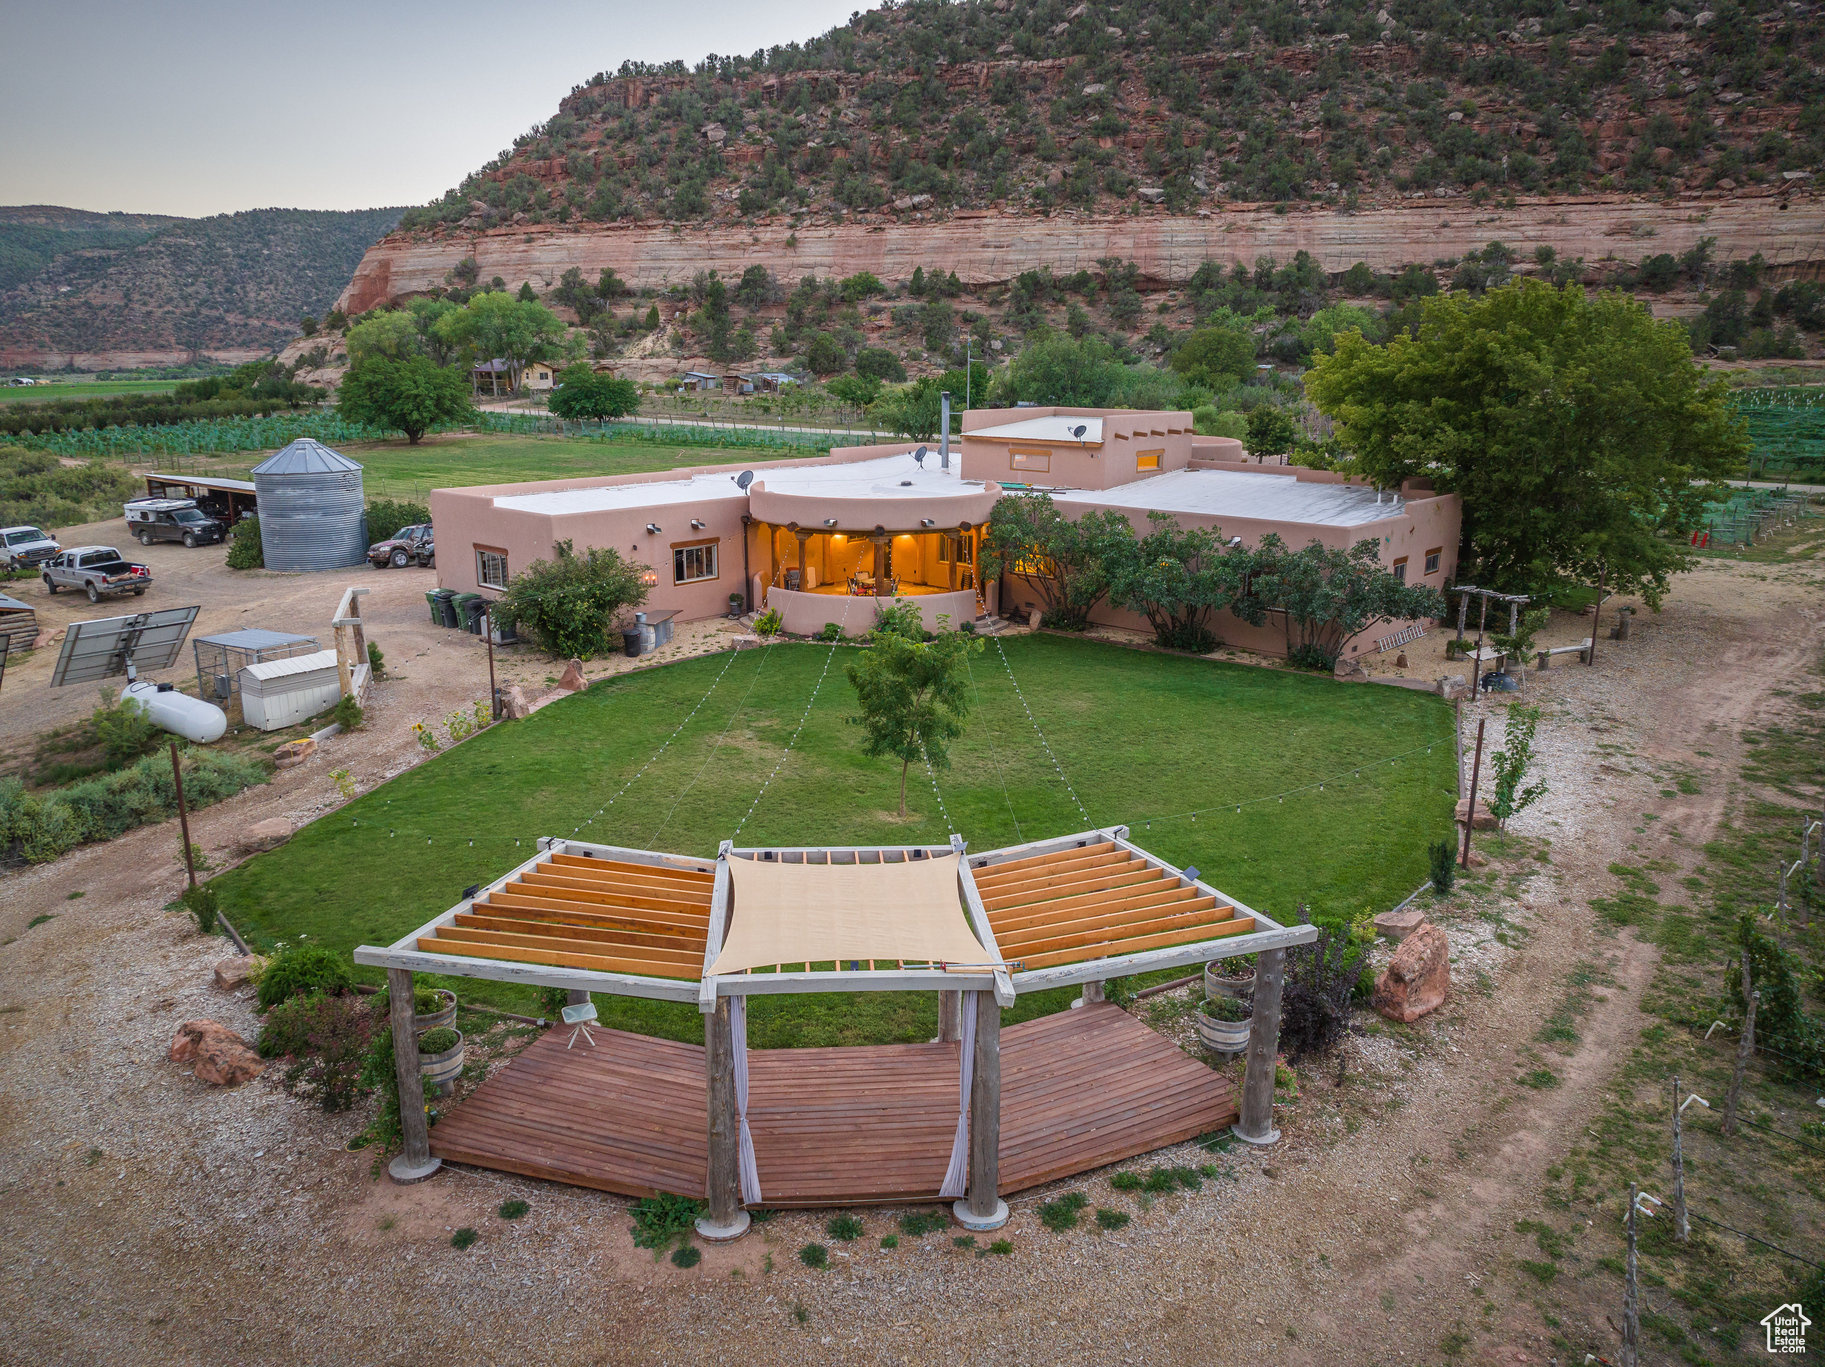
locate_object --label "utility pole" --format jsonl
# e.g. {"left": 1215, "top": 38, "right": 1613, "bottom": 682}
{"left": 484, "top": 604, "right": 499, "bottom": 720}
{"left": 1460, "top": 717, "right": 1486, "bottom": 869}
{"left": 170, "top": 740, "right": 196, "bottom": 890}
{"left": 1722, "top": 950, "right": 1758, "bottom": 1136}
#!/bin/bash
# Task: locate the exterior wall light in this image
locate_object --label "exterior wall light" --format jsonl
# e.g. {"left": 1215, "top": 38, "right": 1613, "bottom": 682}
{"left": 690, "top": 519, "right": 705, "bottom": 530}
{"left": 823, "top": 518, "right": 838, "bottom": 527}
{"left": 920, "top": 518, "right": 936, "bottom": 527}
{"left": 639, "top": 568, "right": 659, "bottom": 587}
{"left": 646, "top": 523, "right": 661, "bottom": 534}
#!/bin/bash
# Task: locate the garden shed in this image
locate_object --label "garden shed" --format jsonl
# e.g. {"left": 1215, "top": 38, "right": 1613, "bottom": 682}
{"left": 238, "top": 648, "right": 342, "bottom": 731}
{"left": 0, "top": 592, "right": 37, "bottom": 655}
{"left": 193, "top": 628, "right": 319, "bottom": 706}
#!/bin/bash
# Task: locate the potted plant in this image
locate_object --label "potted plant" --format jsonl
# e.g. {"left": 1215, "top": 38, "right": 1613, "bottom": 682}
{"left": 1194, "top": 994, "right": 1252, "bottom": 1055}
{"left": 377, "top": 984, "right": 457, "bottom": 1033}
{"left": 417, "top": 1026, "right": 465, "bottom": 1092}
{"left": 1203, "top": 957, "right": 1255, "bottom": 1000}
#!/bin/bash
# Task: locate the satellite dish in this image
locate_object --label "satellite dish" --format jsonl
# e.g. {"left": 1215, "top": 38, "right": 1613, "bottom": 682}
{"left": 735, "top": 470, "right": 755, "bottom": 490}
{"left": 913, "top": 445, "right": 928, "bottom": 466}
{"left": 1071, "top": 424, "right": 1087, "bottom": 439}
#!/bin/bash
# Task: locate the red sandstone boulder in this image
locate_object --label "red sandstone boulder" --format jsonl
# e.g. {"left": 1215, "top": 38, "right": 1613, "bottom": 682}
{"left": 1371, "top": 924, "right": 1450, "bottom": 1023}
{"left": 556, "top": 658, "right": 588, "bottom": 692}
{"left": 272, "top": 738, "right": 316, "bottom": 770}
{"left": 169, "top": 1020, "right": 265, "bottom": 1086}
{"left": 1454, "top": 797, "right": 1498, "bottom": 830}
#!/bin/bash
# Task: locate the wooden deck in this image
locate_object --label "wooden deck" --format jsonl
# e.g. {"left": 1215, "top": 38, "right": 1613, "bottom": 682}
{"left": 429, "top": 1004, "right": 1235, "bottom": 1205}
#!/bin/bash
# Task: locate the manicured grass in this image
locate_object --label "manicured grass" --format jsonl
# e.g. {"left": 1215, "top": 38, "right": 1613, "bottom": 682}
{"left": 0, "top": 379, "right": 180, "bottom": 404}
{"left": 186, "top": 431, "right": 793, "bottom": 501}
{"left": 213, "top": 634, "right": 1456, "bottom": 1045}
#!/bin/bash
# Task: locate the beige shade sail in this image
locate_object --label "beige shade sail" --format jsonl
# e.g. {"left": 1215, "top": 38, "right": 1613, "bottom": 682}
{"left": 709, "top": 853, "right": 990, "bottom": 975}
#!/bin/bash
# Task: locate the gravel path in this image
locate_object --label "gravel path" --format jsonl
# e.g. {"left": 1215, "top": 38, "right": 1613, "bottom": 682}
{"left": 0, "top": 546, "right": 1819, "bottom": 1366}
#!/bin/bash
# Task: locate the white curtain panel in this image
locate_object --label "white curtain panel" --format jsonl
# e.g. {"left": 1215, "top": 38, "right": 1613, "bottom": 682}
{"left": 939, "top": 991, "right": 978, "bottom": 1199}
{"left": 730, "top": 995, "right": 763, "bottom": 1205}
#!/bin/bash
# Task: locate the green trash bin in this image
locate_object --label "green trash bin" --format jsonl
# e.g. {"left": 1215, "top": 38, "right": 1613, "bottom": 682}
{"left": 425, "top": 590, "right": 443, "bottom": 626}
{"left": 431, "top": 589, "right": 459, "bottom": 628}
{"left": 452, "top": 593, "right": 483, "bottom": 634}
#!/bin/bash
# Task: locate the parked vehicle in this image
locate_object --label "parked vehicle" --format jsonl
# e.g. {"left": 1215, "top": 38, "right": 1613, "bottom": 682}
{"left": 42, "top": 546, "right": 152, "bottom": 602}
{"left": 368, "top": 524, "right": 435, "bottom": 569}
{"left": 124, "top": 498, "right": 226, "bottom": 548}
{"left": 2, "top": 525, "right": 61, "bottom": 571}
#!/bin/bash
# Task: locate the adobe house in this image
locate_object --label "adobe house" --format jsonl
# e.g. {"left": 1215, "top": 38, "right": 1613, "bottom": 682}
{"left": 429, "top": 406, "right": 1460, "bottom": 657}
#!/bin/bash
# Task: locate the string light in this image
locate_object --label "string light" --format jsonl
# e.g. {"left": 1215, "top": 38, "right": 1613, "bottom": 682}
{"left": 733, "top": 639, "right": 842, "bottom": 838}
{"left": 920, "top": 742, "right": 954, "bottom": 834}
{"left": 962, "top": 647, "right": 1022, "bottom": 842}
{"left": 650, "top": 643, "right": 776, "bottom": 846}
{"left": 1125, "top": 740, "right": 1443, "bottom": 828}
{"left": 993, "top": 636, "right": 1091, "bottom": 825}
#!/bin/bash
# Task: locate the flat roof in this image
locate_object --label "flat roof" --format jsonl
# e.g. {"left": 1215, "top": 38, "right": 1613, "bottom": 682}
{"left": 966, "top": 416, "right": 1104, "bottom": 445}
{"left": 146, "top": 474, "right": 257, "bottom": 493}
{"left": 195, "top": 628, "right": 317, "bottom": 650}
{"left": 491, "top": 452, "right": 988, "bottom": 517}
{"left": 1054, "top": 468, "right": 1404, "bottom": 527}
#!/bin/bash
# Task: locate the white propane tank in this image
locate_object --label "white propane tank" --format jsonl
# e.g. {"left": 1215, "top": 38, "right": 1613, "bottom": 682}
{"left": 123, "top": 681, "right": 227, "bottom": 744}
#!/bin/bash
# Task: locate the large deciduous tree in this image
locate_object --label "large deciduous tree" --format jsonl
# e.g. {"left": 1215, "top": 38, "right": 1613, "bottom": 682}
{"left": 1306, "top": 279, "right": 1745, "bottom": 606}
{"left": 1250, "top": 535, "right": 1446, "bottom": 668}
{"left": 1106, "top": 513, "right": 1267, "bottom": 653}
{"left": 548, "top": 364, "right": 640, "bottom": 420}
{"left": 336, "top": 356, "right": 472, "bottom": 444}
{"left": 980, "top": 492, "right": 1136, "bottom": 630}
{"left": 845, "top": 627, "right": 983, "bottom": 817}
{"left": 431, "top": 290, "right": 567, "bottom": 392}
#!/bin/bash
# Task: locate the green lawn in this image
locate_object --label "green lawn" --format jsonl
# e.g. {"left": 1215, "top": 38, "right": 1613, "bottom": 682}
{"left": 184, "top": 431, "right": 798, "bottom": 501}
{"left": 213, "top": 634, "right": 1457, "bottom": 1046}
{"left": 0, "top": 378, "right": 179, "bottom": 404}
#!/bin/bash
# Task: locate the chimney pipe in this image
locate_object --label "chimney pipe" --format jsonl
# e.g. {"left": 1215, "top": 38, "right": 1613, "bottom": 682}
{"left": 939, "top": 390, "right": 952, "bottom": 469}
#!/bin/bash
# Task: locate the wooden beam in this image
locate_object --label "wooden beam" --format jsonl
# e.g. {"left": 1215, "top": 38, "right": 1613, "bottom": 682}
{"left": 938, "top": 990, "right": 962, "bottom": 1042}
{"left": 385, "top": 967, "right": 440, "bottom": 1183}
{"left": 972, "top": 845, "right": 1122, "bottom": 887}
{"left": 1015, "top": 916, "right": 1255, "bottom": 970}
{"left": 419, "top": 932, "right": 702, "bottom": 980}
{"left": 986, "top": 878, "right": 1192, "bottom": 931}
{"left": 997, "top": 899, "right": 1228, "bottom": 956}
{"left": 1006, "top": 919, "right": 1318, "bottom": 992}
{"left": 701, "top": 845, "right": 732, "bottom": 1013}
{"left": 977, "top": 859, "right": 1151, "bottom": 906}
{"left": 466, "top": 901, "right": 707, "bottom": 940}
{"left": 955, "top": 836, "right": 1015, "bottom": 1006}
{"left": 1236, "top": 947, "right": 1287, "bottom": 1145}
{"left": 963, "top": 990, "right": 1006, "bottom": 1227}
{"left": 701, "top": 997, "right": 747, "bottom": 1237}
{"left": 451, "top": 914, "right": 708, "bottom": 957}
{"left": 352, "top": 943, "right": 700, "bottom": 1003}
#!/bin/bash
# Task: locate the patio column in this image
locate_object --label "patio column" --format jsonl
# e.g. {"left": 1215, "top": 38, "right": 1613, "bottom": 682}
{"left": 697, "top": 995, "right": 751, "bottom": 1241}
{"left": 385, "top": 968, "right": 441, "bottom": 1183}
{"left": 946, "top": 535, "right": 958, "bottom": 592}
{"left": 938, "top": 990, "right": 962, "bottom": 1042}
{"left": 872, "top": 535, "right": 891, "bottom": 596}
{"left": 1233, "top": 947, "right": 1287, "bottom": 1146}
{"left": 1074, "top": 980, "right": 1105, "bottom": 1009}
{"left": 794, "top": 526, "right": 810, "bottom": 586}
{"left": 954, "top": 989, "right": 1009, "bottom": 1230}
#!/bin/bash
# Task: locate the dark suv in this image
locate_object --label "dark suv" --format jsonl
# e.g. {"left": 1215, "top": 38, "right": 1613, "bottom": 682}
{"left": 368, "top": 524, "right": 434, "bottom": 568}
{"left": 129, "top": 504, "right": 226, "bottom": 548}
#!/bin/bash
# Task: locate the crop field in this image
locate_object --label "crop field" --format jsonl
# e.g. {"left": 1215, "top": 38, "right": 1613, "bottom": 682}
{"left": 213, "top": 634, "right": 1458, "bottom": 1046}
{"left": 0, "top": 378, "right": 180, "bottom": 404}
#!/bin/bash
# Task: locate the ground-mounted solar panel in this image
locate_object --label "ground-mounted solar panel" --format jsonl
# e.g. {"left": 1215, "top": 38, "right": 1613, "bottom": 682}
{"left": 50, "top": 605, "right": 201, "bottom": 687}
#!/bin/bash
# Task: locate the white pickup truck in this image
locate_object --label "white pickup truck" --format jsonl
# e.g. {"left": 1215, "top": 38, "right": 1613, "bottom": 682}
{"left": 42, "top": 545, "right": 152, "bottom": 602}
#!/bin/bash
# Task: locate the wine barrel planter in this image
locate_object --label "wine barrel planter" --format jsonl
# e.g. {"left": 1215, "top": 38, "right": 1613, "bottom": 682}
{"left": 418, "top": 1031, "right": 465, "bottom": 1089}
{"left": 413, "top": 990, "right": 457, "bottom": 1034}
{"left": 1203, "top": 962, "right": 1256, "bottom": 999}
{"left": 1194, "top": 1005, "right": 1251, "bottom": 1055}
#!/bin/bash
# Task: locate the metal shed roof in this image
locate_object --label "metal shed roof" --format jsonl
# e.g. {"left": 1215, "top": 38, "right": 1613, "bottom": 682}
{"left": 195, "top": 628, "right": 316, "bottom": 650}
{"left": 240, "top": 648, "right": 339, "bottom": 683}
{"left": 251, "top": 438, "right": 362, "bottom": 476}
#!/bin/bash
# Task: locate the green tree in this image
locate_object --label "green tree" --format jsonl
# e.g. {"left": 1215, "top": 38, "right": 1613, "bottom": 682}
{"left": 980, "top": 492, "right": 1136, "bottom": 630}
{"left": 336, "top": 356, "right": 473, "bottom": 444}
{"left": 343, "top": 310, "right": 422, "bottom": 365}
{"left": 1250, "top": 535, "right": 1446, "bottom": 667}
{"left": 1170, "top": 318, "right": 1257, "bottom": 387}
{"left": 1107, "top": 513, "right": 1266, "bottom": 652}
{"left": 548, "top": 364, "right": 640, "bottom": 420}
{"left": 1299, "top": 303, "right": 1379, "bottom": 356}
{"left": 1244, "top": 406, "right": 1299, "bottom": 462}
{"left": 494, "top": 539, "right": 650, "bottom": 659}
{"left": 804, "top": 332, "right": 846, "bottom": 376}
{"left": 845, "top": 628, "right": 984, "bottom": 816}
{"left": 1306, "top": 280, "right": 1745, "bottom": 605}
{"left": 432, "top": 291, "right": 567, "bottom": 392}
{"left": 994, "top": 332, "right": 1126, "bottom": 406}
{"left": 1488, "top": 705, "right": 1547, "bottom": 829}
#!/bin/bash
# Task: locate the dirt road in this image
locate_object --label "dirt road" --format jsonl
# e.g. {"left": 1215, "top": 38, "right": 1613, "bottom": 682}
{"left": 0, "top": 543, "right": 1818, "bottom": 1366}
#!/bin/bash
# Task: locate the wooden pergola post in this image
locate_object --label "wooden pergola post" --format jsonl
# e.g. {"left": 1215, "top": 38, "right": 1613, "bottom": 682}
{"left": 697, "top": 995, "right": 751, "bottom": 1241}
{"left": 386, "top": 967, "right": 442, "bottom": 1183}
{"left": 1233, "top": 947, "right": 1286, "bottom": 1145}
{"left": 937, "top": 990, "right": 962, "bottom": 1042}
{"left": 1075, "top": 980, "right": 1106, "bottom": 1008}
{"left": 793, "top": 526, "right": 809, "bottom": 586}
{"left": 872, "top": 534, "right": 891, "bottom": 596}
{"left": 954, "top": 989, "right": 1009, "bottom": 1230}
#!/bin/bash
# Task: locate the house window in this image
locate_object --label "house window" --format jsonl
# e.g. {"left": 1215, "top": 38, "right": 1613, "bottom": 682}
{"left": 1136, "top": 449, "right": 1163, "bottom": 471}
{"left": 1424, "top": 547, "right": 1442, "bottom": 575}
{"left": 1010, "top": 447, "right": 1051, "bottom": 473}
{"left": 475, "top": 546, "right": 509, "bottom": 589}
{"left": 1392, "top": 556, "right": 1408, "bottom": 583}
{"left": 673, "top": 541, "right": 718, "bottom": 584}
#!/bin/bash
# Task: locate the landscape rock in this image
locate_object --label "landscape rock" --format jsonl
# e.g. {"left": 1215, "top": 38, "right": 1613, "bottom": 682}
{"left": 238, "top": 817, "right": 292, "bottom": 854}
{"left": 501, "top": 684, "right": 534, "bottom": 720}
{"left": 1372, "top": 908, "right": 1427, "bottom": 941}
{"left": 1454, "top": 797, "right": 1498, "bottom": 830}
{"left": 1136, "top": 187, "right": 1166, "bottom": 204}
{"left": 556, "top": 659, "right": 588, "bottom": 692}
{"left": 169, "top": 1020, "right": 265, "bottom": 1087}
{"left": 1371, "top": 923, "right": 1450, "bottom": 1023}
{"left": 1081, "top": 83, "right": 1107, "bottom": 96}
{"left": 211, "top": 956, "right": 262, "bottom": 991}
{"left": 1333, "top": 656, "right": 1369, "bottom": 682}
{"left": 271, "top": 738, "right": 316, "bottom": 769}
{"left": 1436, "top": 675, "right": 1470, "bottom": 700}
{"left": 731, "top": 633, "right": 763, "bottom": 650}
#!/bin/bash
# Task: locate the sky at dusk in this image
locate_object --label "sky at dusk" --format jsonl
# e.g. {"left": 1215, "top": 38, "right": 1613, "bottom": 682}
{"left": 0, "top": 0, "right": 863, "bottom": 218}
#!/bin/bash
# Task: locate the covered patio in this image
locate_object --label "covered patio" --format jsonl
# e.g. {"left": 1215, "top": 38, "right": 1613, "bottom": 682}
{"left": 352, "top": 827, "right": 1316, "bottom": 1235}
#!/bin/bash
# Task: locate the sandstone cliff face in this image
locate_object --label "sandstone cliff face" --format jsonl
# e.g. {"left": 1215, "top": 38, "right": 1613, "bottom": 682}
{"left": 339, "top": 193, "right": 1824, "bottom": 314}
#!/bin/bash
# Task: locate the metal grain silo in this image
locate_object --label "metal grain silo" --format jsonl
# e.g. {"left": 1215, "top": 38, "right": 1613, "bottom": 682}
{"left": 250, "top": 438, "right": 368, "bottom": 572}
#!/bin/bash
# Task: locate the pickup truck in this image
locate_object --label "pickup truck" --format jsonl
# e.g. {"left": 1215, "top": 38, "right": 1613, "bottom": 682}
{"left": 2, "top": 524, "right": 61, "bottom": 571}
{"left": 42, "top": 546, "right": 152, "bottom": 602}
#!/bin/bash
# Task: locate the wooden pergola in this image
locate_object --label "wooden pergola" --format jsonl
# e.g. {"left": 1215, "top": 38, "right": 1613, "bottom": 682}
{"left": 352, "top": 827, "right": 1316, "bottom": 1232}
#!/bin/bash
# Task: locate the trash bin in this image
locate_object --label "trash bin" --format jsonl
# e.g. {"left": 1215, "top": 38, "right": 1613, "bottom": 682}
{"left": 431, "top": 589, "right": 459, "bottom": 628}
{"left": 622, "top": 627, "right": 644, "bottom": 658}
{"left": 425, "top": 590, "right": 443, "bottom": 626}
{"left": 452, "top": 593, "right": 483, "bottom": 634}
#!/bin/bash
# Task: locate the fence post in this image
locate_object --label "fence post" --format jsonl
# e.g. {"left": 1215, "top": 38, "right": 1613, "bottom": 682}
{"left": 1622, "top": 1185, "right": 1641, "bottom": 1367}
{"left": 1670, "top": 1074, "right": 1688, "bottom": 1243}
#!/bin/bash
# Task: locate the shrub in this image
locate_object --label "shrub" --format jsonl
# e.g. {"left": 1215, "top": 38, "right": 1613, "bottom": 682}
{"left": 1095, "top": 1207, "right": 1130, "bottom": 1230}
{"left": 332, "top": 693, "right": 363, "bottom": 731}
{"left": 290, "top": 994, "right": 379, "bottom": 1111}
{"left": 366, "top": 641, "right": 385, "bottom": 676}
{"left": 1427, "top": 838, "right": 1457, "bottom": 894}
{"left": 1278, "top": 908, "right": 1367, "bottom": 1060}
{"left": 1198, "top": 995, "right": 1248, "bottom": 1023}
{"left": 818, "top": 622, "right": 844, "bottom": 642}
{"left": 499, "top": 1199, "right": 529, "bottom": 1219}
{"left": 416, "top": 1026, "right": 460, "bottom": 1055}
{"left": 364, "top": 498, "right": 430, "bottom": 544}
{"left": 825, "top": 1214, "right": 863, "bottom": 1241}
{"left": 91, "top": 688, "right": 161, "bottom": 768}
{"left": 798, "top": 1242, "right": 828, "bottom": 1268}
{"left": 257, "top": 943, "right": 353, "bottom": 1009}
{"left": 1287, "top": 642, "right": 1333, "bottom": 671}
{"left": 258, "top": 991, "right": 329, "bottom": 1058}
{"left": 495, "top": 538, "right": 649, "bottom": 659}
{"left": 1109, "top": 1171, "right": 1144, "bottom": 1192}
{"left": 898, "top": 1210, "right": 948, "bottom": 1236}
{"left": 880, "top": 1234, "right": 899, "bottom": 1249}
{"left": 451, "top": 1227, "right": 478, "bottom": 1249}
{"left": 181, "top": 882, "right": 219, "bottom": 934}
{"left": 374, "top": 984, "right": 446, "bottom": 1017}
{"left": 225, "top": 515, "right": 263, "bottom": 569}
{"left": 987, "top": 1238, "right": 1013, "bottom": 1255}
{"left": 670, "top": 1245, "right": 702, "bottom": 1268}
{"left": 1037, "top": 1190, "right": 1088, "bottom": 1231}
{"left": 629, "top": 1193, "right": 704, "bottom": 1253}
{"left": 754, "top": 607, "right": 782, "bottom": 636}
{"left": 549, "top": 364, "right": 640, "bottom": 420}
